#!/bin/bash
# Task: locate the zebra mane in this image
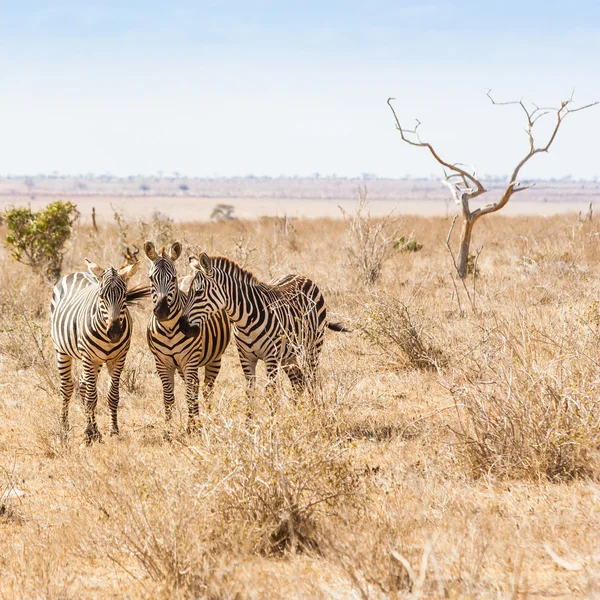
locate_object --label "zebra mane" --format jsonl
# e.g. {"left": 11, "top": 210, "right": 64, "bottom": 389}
{"left": 125, "top": 285, "right": 152, "bottom": 306}
{"left": 210, "top": 255, "right": 298, "bottom": 295}
{"left": 210, "top": 255, "right": 262, "bottom": 286}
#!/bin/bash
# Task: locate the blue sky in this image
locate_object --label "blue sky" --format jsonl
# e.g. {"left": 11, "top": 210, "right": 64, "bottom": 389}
{"left": 1, "top": 1, "right": 599, "bottom": 179}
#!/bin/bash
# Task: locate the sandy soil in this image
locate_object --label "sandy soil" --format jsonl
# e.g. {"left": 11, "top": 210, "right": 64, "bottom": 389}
{"left": 0, "top": 193, "right": 597, "bottom": 222}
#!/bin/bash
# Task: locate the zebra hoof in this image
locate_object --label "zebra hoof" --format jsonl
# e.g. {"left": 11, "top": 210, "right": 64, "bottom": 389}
{"left": 109, "top": 429, "right": 119, "bottom": 437}
{"left": 186, "top": 421, "right": 202, "bottom": 435}
{"left": 84, "top": 426, "right": 103, "bottom": 445}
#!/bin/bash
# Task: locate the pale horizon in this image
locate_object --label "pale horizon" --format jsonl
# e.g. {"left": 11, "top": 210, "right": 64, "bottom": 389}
{"left": 2, "top": 173, "right": 600, "bottom": 183}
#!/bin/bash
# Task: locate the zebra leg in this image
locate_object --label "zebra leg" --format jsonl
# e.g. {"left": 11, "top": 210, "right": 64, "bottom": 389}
{"left": 82, "top": 359, "right": 102, "bottom": 444}
{"left": 57, "top": 352, "right": 74, "bottom": 439}
{"left": 239, "top": 355, "right": 259, "bottom": 390}
{"left": 283, "top": 364, "right": 306, "bottom": 397}
{"left": 184, "top": 367, "right": 200, "bottom": 434}
{"left": 78, "top": 374, "right": 86, "bottom": 406}
{"left": 304, "top": 351, "right": 321, "bottom": 396}
{"left": 107, "top": 356, "right": 126, "bottom": 436}
{"left": 155, "top": 361, "right": 175, "bottom": 439}
{"left": 239, "top": 355, "right": 258, "bottom": 419}
{"left": 202, "top": 358, "right": 222, "bottom": 410}
{"left": 265, "top": 360, "right": 280, "bottom": 415}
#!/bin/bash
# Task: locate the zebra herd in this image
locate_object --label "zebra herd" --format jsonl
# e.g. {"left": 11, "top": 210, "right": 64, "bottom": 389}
{"left": 50, "top": 241, "right": 348, "bottom": 443}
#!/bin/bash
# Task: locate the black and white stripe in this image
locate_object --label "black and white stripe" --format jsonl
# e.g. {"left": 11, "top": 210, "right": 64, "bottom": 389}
{"left": 144, "top": 242, "right": 231, "bottom": 433}
{"left": 179, "top": 253, "right": 347, "bottom": 392}
{"left": 50, "top": 259, "right": 148, "bottom": 443}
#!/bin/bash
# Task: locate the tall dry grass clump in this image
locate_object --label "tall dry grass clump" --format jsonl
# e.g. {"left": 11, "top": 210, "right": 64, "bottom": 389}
{"left": 447, "top": 309, "right": 600, "bottom": 481}
{"left": 340, "top": 186, "right": 399, "bottom": 285}
{"left": 61, "top": 407, "right": 359, "bottom": 597}
{"left": 360, "top": 292, "right": 446, "bottom": 370}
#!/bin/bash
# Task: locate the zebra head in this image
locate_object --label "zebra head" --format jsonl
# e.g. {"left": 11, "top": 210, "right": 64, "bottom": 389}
{"left": 86, "top": 258, "right": 140, "bottom": 342}
{"left": 179, "top": 253, "right": 226, "bottom": 338}
{"left": 144, "top": 241, "right": 182, "bottom": 321}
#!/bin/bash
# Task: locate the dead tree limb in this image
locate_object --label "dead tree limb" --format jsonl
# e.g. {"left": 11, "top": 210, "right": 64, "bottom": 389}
{"left": 388, "top": 93, "right": 598, "bottom": 278}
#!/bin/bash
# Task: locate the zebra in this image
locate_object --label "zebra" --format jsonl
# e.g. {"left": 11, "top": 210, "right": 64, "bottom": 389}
{"left": 144, "top": 241, "right": 231, "bottom": 433}
{"left": 179, "top": 252, "right": 348, "bottom": 393}
{"left": 50, "top": 258, "right": 149, "bottom": 443}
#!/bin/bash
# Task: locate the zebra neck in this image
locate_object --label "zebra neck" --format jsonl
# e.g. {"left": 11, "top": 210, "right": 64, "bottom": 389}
{"left": 220, "top": 271, "right": 267, "bottom": 329}
{"left": 157, "top": 289, "right": 186, "bottom": 330}
{"left": 89, "top": 296, "right": 105, "bottom": 331}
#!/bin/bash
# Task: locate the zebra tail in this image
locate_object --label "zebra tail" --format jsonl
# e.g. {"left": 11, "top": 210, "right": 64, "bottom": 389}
{"left": 126, "top": 285, "right": 152, "bottom": 306}
{"left": 327, "top": 321, "right": 351, "bottom": 333}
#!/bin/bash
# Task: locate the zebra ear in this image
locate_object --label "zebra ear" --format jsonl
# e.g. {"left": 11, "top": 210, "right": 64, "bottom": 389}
{"left": 85, "top": 258, "right": 104, "bottom": 280}
{"left": 199, "top": 252, "right": 212, "bottom": 274}
{"left": 168, "top": 242, "right": 182, "bottom": 261}
{"left": 189, "top": 253, "right": 213, "bottom": 276}
{"left": 118, "top": 260, "right": 140, "bottom": 281}
{"left": 144, "top": 241, "right": 157, "bottom": 261}
{"left": 189, "top": 255, "right": 201, "bottom": 271}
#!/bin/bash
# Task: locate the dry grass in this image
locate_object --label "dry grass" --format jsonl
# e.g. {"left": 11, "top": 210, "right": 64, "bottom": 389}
{"left": 2, "top": 209, "right": 600, "bottom": 598}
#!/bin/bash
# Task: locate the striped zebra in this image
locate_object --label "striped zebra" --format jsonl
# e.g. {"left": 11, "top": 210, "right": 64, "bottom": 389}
{"left": 144, "top": 242, "right": 231, "bottom": 433}
{"left": 179, "top": 253, "right": 348, "bottom": 392}
{"left": 50, "top": 259, "right": 149, "bottom": 443}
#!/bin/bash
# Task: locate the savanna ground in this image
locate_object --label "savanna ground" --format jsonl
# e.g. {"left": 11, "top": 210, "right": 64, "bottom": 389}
{"left": 2, "top": 205, "right": 600, "bottom": 598}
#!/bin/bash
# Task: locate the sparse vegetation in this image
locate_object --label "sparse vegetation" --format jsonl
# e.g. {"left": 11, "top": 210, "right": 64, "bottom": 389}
{"left": 0, "top": 210, "right": 599, "bottom": 597}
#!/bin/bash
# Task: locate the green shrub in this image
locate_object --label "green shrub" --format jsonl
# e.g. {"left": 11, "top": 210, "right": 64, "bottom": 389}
{"left": 393, "top": 234, "right": 423, "bottom": 253}
{"left": 4, "top": 201, "right": 79, "bottom": 282}
{"left": 466, "top": 252, "right": 480, "bottom": 277}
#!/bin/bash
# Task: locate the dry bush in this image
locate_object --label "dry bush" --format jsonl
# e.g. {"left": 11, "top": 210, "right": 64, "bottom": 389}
{"left": 60, "top": 408, "right": 360, "bottom": 596}
{"left": 341, "top": 186, "right": 399, "bottom": 285}
{"left": 360, "top": 292, "right": 446, "bottom": 370}
{"left": 138, "top": 210, "right": 175, "bottom": 247}
{"left": 69, "top": 454, "right": 234, "bottom": 599}
{"left": 110, "top": 203, "right": 130, "bottom": 244}
{"left": 272, "top": 214, "right": 300, "bottom": 253}
{"left": 0, "top": 282, "right": 57, "bottom": 396}
{"left": 231, "top": 230, "right": 258, "bottom": 268}
{"left": 447, "top": 313, "right": 600, "bottom": 481}
{"left": 198, "top": 411, "right": 359, "bottom": 555}
{"left": 120, "top": 348, "right": 151, "bottom": 395}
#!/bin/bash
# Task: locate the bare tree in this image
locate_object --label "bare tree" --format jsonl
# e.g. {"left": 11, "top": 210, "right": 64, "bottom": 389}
{"left": 388, "top": 92, "right": 597, "bottom": 278}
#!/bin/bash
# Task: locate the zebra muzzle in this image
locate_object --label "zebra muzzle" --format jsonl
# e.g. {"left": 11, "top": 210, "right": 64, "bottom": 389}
{"left": 178, "top": 316, "right": 200, "bottom": 338}
{"left": 154, "top": 296, "right": 170, "bottom": 320}
{"left": 107, "top": 319, "right": 124, "bottom": 342}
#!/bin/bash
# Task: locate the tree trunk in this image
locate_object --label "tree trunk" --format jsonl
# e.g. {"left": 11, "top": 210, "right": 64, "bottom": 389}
{"left": 92, "top": 207, "right": 98, "bottom": 233}
{"left": 456, "top": 215, "right": 475, "bottom": 279}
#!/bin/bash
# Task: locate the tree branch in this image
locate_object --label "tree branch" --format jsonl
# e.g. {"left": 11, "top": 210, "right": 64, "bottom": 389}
{"left": 471, "top": 91, "right": 598, "bottom": 221}
{"left": 387, "top": 97, "right": 487, "bottom": 203}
